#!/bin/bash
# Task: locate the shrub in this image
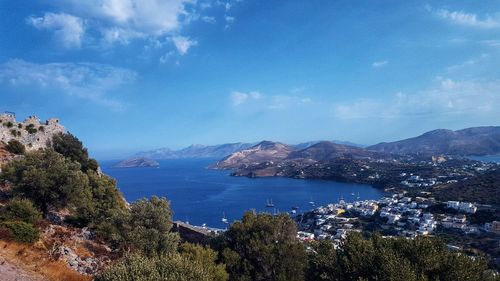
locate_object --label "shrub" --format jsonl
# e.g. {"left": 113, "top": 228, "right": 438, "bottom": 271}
{"left": 1, "top": 221, "right": 39, "bottom": 244}
{"left": 1, "top": 198, "right": 42, "bottom": 224}
{"left": 5, "top": 139, "right": 25, "bottom": 155}
{"left": 0, "top": 149, "right": 92, "bottom": 214}
{"left": 221, "top": 212, "right": 307, "bottom": 281}
{"left": 5, "top": 121, "right": 13, "bottom": 128}
{"left": 96, "top": 250, "right": 228, "bottom": 281}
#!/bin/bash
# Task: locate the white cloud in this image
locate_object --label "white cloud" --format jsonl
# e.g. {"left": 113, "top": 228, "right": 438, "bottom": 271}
{"left": 27, "top": 13, "right": 85, "bottom": 48}
{"left": 372, "top": 60, "right": 388, "bottom": 67}
{"left": 225, "top": 15, "right": 235, "bottom": 23}
{"left": 201, "top": 16, "right": 216, "bottom": 24}
{"left": 231, "top": 91, "right": 262, "bottom": 106}
{"left": 0, "top": 59, "right": 136, "bottom": 110}
{"left": 334, "top": 78, "right": 500, "bottom": 120}
{"left": 433, "top": 7, "right": 500, "bottom": 29}
{"left": 172, "top": 36, "right": 198, "bottom": 55}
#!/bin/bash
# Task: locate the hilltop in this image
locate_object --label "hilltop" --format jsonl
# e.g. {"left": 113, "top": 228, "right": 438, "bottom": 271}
{"left": 368, "top": 126, "right": 500, "bottom": 156}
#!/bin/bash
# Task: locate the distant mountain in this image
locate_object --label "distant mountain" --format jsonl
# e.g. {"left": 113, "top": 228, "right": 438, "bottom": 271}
{"left": 136, "top": 143, "right": 254, "bottom": 159}
{"left": 368, "top": 126, "right": 500, "bottom": 156}
{"left": 288, "top": 141, "right": 381, "bottom": 161}
{"left": 113, "top": 157, "right": 159, "bottom": 168}
{"left": 213, "top": 141, "right": 295, "bottom": 169}
{"left": 294, "top": 140, "right": 365, "bottom": 150}
{"left": 213, "top": 140, "right": 382, "bottom": 169}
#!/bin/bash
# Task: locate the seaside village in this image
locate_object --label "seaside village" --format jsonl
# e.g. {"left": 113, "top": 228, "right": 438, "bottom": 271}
{"left": 296, "top": 192, "right": 500, "bottom": 244}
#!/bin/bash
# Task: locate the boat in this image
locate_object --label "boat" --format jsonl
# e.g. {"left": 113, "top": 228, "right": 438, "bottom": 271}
{"left": 221, "top": 212, "right": 228, "bottom": 224}
{"left": 357, "top": 192, "right": 360, "bottom": 199}
{"left": 308, "top": 196, "right": 315, "bottom": 206}
{"left": 290, "top": 209, "right": 297, "bottom": 215}
{"left": 292, "top": 206, "right": 299, "bottom": 210}
{"left": 350, "top": 192, "right": 356, "bottom": 196}
{"left": 266, "top": 198, "right": 275, "bottom": 208}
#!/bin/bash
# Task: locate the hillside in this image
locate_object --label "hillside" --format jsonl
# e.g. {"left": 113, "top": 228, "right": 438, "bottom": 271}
{"left": 433, "top": 168, "right": 500, "bottom": 205}
{"left": 288, "top": 141, "right": 383, "bottom": 161}
{"left": 368, "top": 126, "right": 500, "bottom": 156}
{"left": 136, "top": 142, "right": 254, "bottom": 159}
{"left": 0, "top": 113, "right": 66, "bottom": 151}
{"left": 213, "top": 141, "right": 295, "bottom": 169}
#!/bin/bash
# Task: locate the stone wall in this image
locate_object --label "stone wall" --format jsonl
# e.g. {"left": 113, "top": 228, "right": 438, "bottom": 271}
{"left": 0, "top": 113, "right": 66, "bottom": 151}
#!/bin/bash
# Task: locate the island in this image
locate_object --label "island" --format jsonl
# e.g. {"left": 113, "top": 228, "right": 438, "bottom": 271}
{"left": 113, "top": 157, "right": 159, "bottom": 168}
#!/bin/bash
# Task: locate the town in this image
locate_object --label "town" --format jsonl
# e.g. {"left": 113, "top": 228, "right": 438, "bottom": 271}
{"left": 295, "top": 191, "right": 500, "bottom": 268}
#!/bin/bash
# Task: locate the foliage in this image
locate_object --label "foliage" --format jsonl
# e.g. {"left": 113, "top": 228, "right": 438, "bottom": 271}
{"left": 95, "top": 196, "right": 178, "bottom": 256}
{"left": 1, "top": 221, "right": 40, "bottom": 244}
{"left": 51, "top": 133, "right": 99, "bottom": 172}
{"left": 305, "top": 232, "right": 497, "bottom": 281}
{"left": 1, "top": 198, "right": 42, "bottom": 224}
{"left": 0, "top": 149, "right": 92, "bottom": 214}
{"left": 221, "top": 211, "right": 307, "bottom": 281}
{"left": 5, "top": 139, "right": 25, "bottom": 155}
{"left": 96, "top": 248, "right": 228, "bottom": 281}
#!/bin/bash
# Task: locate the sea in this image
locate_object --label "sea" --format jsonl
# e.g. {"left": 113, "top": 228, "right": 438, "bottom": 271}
{"left": 100, "top": 158, "right": 384, "bottom": 229}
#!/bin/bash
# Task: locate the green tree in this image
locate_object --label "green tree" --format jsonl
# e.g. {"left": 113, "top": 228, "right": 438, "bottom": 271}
{"left": 0, "top": 149, "right": 92, "bottom": 214}
{"left": 221, "top": 212, "right": 307, "bottom": 281}
{"left": 126, "top": 196, "right": 179, "bottom": 256}
{"left": 5, "top": 139, "right": 25, "bottom": 155}
{"left": 306, "top": 240, "right": 340, "bottom": 281}
{"left": 51, "top": 133, "right": 98, "bottom": 172}
{"left": 1, "top": 198, "right": 42, "bottom": 224}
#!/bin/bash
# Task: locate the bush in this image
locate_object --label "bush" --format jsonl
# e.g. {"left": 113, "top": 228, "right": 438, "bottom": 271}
{"left": 221, "top": 212, "right": 307, "bottom": 281}
{"left": 0, "top": 149, "right": 92, "bottom": 214}
{"left": 1, "top": 221, "right": 39, "bottom": 244}
{"left": 5, "top": 121, "right": 13, "bottom": 128}
{"left": 1, "top": 198, "right": 42, "bottom": 224}
{"left": 96, "top": 249, "right": 228, "bottom": 281}
{"left": 5, "top": 140, "right": 25, "bottom": 155}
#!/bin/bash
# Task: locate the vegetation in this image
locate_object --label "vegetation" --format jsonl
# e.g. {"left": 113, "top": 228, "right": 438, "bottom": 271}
{"left": 1, "top": 198, "right": 42, "bottom": 224}
{"left": 25, "top": 123, "right": 37, "bottom": 134}
{"left": 0, "top": 149, "right": 92, "bottom": 214}
{"left": 0, "top": 221, "right": 40, "bottom": 244}
{"left": 51, "top": 133, "right": 99, "bottom": 172}
{"left": 306, "top": 232, "right": 497, "bottom": 281}
{"left": 96, "top": 246, "right": 228, "bottom": 281}
{"left": 220, "top": 212, "right": 307, "bottom": 281}
{"left": 5, "top": 139, "right": 25, "bottom": 154}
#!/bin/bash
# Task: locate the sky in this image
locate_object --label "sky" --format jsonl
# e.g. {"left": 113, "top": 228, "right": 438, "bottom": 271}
{"left": 0, "top": 0, "right": 499, "bottom": 159}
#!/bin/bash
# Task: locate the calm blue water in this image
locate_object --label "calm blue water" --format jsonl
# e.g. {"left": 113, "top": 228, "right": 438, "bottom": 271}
{"left": 100, "top": 159, "right": 383, "bottom": 229}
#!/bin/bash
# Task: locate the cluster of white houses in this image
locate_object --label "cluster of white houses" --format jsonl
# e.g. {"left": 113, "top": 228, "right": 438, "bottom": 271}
{"left": 446, "top": 201, "right": 478, "bottom": 214}
{"left": 297, "top": 193, "right": 497, "bottom": 243}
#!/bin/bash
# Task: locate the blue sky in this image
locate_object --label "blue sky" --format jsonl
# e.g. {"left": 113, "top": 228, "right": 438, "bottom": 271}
{"left": 1, "top": 1, "right": 499, "bottom": 159}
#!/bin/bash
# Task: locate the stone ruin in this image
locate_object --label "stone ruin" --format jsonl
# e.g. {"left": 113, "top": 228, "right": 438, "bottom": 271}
{"left": 0, "top": 112, "right": 66, "bottom": 150}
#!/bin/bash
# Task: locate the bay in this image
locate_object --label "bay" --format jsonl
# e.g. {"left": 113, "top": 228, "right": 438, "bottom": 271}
{"left": 101, "top": 158, "right": 384, "bottom": 229}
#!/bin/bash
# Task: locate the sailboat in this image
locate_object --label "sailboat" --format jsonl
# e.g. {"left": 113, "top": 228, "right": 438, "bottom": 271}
{"left": 308, "top": 196, "right": 315, "bottom": 206}
{"left": 356, "top": 192, "right": 360, "bottom": 200}
{"left": 266, "top": 198, "right": 275, "bottom": 208}
{"left": 221, "top": 212, "right": 228, "bottom": 224}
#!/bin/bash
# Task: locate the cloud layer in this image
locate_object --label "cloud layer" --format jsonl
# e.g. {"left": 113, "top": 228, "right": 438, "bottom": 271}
{"left": 0, "top": 59, "right": 136, "bottom": 109}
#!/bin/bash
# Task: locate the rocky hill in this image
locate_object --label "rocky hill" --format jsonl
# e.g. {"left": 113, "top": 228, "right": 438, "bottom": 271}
{"left": 0, "top": 112, "right": 66, "bottom": 151}
{"left": 136, "top": 142, "right": 254, "bottom": 159}
{"left": 288, "top": 141, "right": 382, "bottom": 161}
{"left": 368, "top": 126, "right": 500, "bottom": 156}
{"left": 212, "top": 141, "right": 295, "bottom": 169}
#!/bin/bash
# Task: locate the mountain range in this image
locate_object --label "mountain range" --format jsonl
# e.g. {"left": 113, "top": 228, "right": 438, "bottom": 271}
{"left": 368, "top": 126, "right": 500, "bottom": 156}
